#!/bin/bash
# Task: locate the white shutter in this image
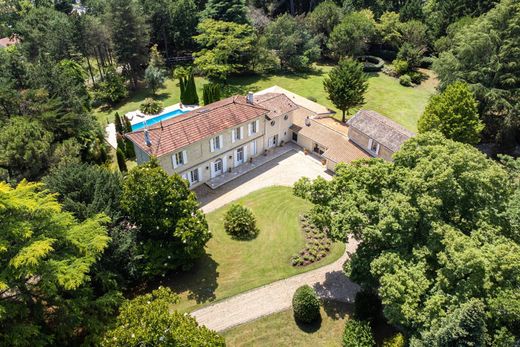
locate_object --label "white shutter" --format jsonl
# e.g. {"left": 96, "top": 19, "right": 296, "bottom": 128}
{"left": 251, "top": 140, "right": 257, "bottom": 155}
{"left": 255, "top": 120, "right": 259, "bottom": 133}
{"left": 244, "top": 144, "right": 248, "bottom": 162}
{"left": 375, "top": 143, "right": 380, "bottom": 155}
{"left": 182, "top": 150, "right": 187, "bottom": 165}
{"left": 210, "top": 138, "right": 214, "bottom": 152}
{"left": 172, "top": 155, "right": 178, "bottom": 169}
{"left": 219, "top": 135, "right": 224, "bottom": 149}
{"left": 368, "top": 139, "right": 373, "bottom": 152}
{"left": 209, "top": 161, "right": 214, "bottom": 178}
{"left": 222, "top": 156, "right": 227, "bottom": 172}
{"left": 197, "top": 167, "right": 202, "bottom": 182}
{"left": 239, "top": 127, "right": 243, "bottom": 140}
{"left": 248, "top": 123, "right": 252, "bottom": 136}
{"left": 232, "top": 129, "right": 236, "bottom": 143}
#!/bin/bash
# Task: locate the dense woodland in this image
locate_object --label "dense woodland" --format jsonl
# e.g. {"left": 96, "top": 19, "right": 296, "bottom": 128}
{"left": 0, "top": 0, "right": 519, "bottom": 346}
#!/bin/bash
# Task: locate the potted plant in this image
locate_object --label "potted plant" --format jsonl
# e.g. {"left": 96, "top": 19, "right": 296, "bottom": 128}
{"left": 304, "top": 148, "right": 309, "bottom": 155}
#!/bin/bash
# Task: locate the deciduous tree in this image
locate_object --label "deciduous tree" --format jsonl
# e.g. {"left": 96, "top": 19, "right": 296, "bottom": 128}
{"left": 418, "top": 81, "right": 483, "bottom": 144}
{"left": 328, "top": 10, "right": 376, "bottom": 58}
{"left": 120, "top": 159, "right": 211, "bottom": 276}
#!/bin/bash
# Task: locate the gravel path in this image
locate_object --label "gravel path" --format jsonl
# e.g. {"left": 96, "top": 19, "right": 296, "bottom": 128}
{"left": 191, "top": 239, "right": 360, "bottom": 332}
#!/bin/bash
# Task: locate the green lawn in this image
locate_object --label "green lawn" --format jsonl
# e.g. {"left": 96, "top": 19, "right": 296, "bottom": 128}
{"left": 223, "top": 300, "right": 352, "bottom": 347}
{"left": 166, "top": 186, "right": 345, "bottom": 312}
{"left": 94, "top": 65, "right": 436, "bottom": 132}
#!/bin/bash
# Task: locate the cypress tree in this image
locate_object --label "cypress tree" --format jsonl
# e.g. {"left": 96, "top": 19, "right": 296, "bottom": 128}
{"left": 187, "top": 72, "right": 199, "bottom": 105}
{"left": 124, "top": 115, "right": 133, "bottom": 133}
{"left": 116, "top": 148, "right": 127, "bottom": 172}
{"left": 116, "top": 133, "right": 126, "bottom": 154}
{"left": 203, "top": 83, "right": 221, "bottom": 105}
{"left": 125, "top": 139, "right": 135, "bottom": 159}
{"left": 179, "top": 76, "right": 187, "bottom": 104}
{"left": 114, "top": 112, "right": 124, "bottom": 133}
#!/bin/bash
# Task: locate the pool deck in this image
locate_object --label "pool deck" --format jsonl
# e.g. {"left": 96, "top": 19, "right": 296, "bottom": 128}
{"left": 125, "top": 103, "right": 199, "bottom": 126}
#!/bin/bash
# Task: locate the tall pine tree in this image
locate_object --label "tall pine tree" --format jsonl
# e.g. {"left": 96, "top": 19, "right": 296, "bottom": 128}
{"left": 202, "top": 0, "right": 249, "bottom": 24}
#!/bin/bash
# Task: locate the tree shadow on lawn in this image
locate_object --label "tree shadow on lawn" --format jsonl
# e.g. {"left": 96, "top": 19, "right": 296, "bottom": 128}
{"left": 313, "top": 270, "right": 360, "bottom": 319}
{"left": 163, "top": 251, "right": 220, "bottom": 305}
{"left": 294, "top": 313, "right": 323, "bottom": 333}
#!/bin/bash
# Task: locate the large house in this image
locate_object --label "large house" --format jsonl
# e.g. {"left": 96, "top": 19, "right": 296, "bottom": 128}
{"left": 126, "top": 86, "right": 413, "bottom": 188}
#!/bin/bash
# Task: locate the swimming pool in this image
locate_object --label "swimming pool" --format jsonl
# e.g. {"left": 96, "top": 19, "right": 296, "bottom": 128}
{"left": 131, "top": 108, "right": 188, "bottom": 131}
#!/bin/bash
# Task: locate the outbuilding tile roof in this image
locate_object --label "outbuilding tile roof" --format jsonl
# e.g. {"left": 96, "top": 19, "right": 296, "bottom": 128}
{"left": 292, "top": 114, "right": 369, "bottom": 164}
{"left": 126, "top": 96, "right": 269, "bottom": 157}
{"left": 347, "top": 110, "right": 414, "bottom": 152}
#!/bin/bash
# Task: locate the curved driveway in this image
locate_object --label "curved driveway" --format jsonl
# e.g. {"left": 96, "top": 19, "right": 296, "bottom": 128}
{"left": 191, "top": 239, "right": 360, "bottom": 332}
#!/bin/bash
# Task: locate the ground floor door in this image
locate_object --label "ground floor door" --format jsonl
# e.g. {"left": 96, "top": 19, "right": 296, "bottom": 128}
{"left": 269, "top": 135, "right": 279, "bottom": 148}
{"left": 235, "top": 147, "right": 244, "bottom": 166}
{"left": 211, "top": 158, "right": 223, "bottom": 178}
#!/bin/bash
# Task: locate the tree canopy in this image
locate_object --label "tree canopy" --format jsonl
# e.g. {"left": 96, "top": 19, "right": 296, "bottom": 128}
{"left": 0, "top": 180, "right": 120, "bottom": 346}
{"left": 202, "top": 0, "right": 249, "bottom": 24}
{"left": 433, "top": 0, "right": 520, "bottom": 148}
{"left": 294, "top": 132, "right": 520, "bottom": 344}
{"left": 193, "top": 19, "right": 256, "bottom": 80}
{"left": 120, "top": 159, "right": 211, "bottom": 277}
{"left": 101, "top": 286, "right": 225, "bottom": 346}
{"left": 418, "top": 81, "right": 484, "bottom": 144}
{"left": 328, "top": 10, "right": 376, "bottom": 58}
{"left": 264, "top": 14, "right": 320, "bottom": 71}
{"left": 323, "top": 58, "right": 368, "bottom": 123}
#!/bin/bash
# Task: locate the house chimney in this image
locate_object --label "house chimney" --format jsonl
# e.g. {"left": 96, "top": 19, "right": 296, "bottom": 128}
{"left": 305, "top": 116, "right": 311, "bottom": 127}
{"left": 246, "top": 91, "right": 254, "bottom": 104}
{"left": 144, "top": 129, "right": 152, "bottom": 147}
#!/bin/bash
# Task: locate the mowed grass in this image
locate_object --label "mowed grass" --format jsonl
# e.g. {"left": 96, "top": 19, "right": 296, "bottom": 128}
{"left": 166, "top": 186, "right": 345, "bottom": 312}
{"left": 94, "top": 64, "right": 436, "bottom": 132}
{"left": 223, "top": 300, "right": 352, "bottom": 347}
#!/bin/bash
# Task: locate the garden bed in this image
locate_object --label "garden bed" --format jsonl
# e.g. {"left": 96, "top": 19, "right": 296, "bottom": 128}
{"left": 291, "top": 214, "right": 333, "bottom": 266}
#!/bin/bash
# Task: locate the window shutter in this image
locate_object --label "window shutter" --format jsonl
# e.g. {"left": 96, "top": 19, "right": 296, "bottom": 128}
{"left": 182, "top": 150, "right": 187, "bottom": 165}
{"left": 255, "top": 120, "right": 259, "bottom": 133}
{"left": 197, "top": 167, "right": 202, "bottom": 182}
{"left": 232, "top": 129, "right": 236, "bottom": 143}
{"left": 244, "top": 144, "right": 248, "bottom": 162}
{"left": 239, "top": 127, "right": 243, "bottom": 139}
{"left": 368, "top": 139, "right": 373, "bottom": 151}
{"left": 375, "top": 143, "right": 380, "bottom": 155}
{"left": 248, "top": 123, "right": 252, "bottom": 136}
{"left": 172, "top": 155, "right": 178, "bottom": 169}
{"left": 210, "top": 138, "right": 214, "bottom": 152}
{"left": 219, "top": 135, "right": 224, "bottom": 149}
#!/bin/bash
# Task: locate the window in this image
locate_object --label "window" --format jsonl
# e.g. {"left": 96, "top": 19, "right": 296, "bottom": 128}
{"left": 232, "top": 127, "right": 243, "bottom": 143}
{"left": 189, "top": 168, "right": 199, "bottom": 184}
{"left": 270, "top": 120, "right": 275, "bottom": 126}
{"left": 210, "top": 135, "right": 223, "bottom": 152}
{"left": 292, "top": 132, "right": 298, "bottom": 142}
{"left": 173, "top": 150, "right": 187, "bottom": 168}
{"left": 249, "top": 120, "right": 259, "bottom": 135}
{"left": 284, "top": 114, "right": 288, "bottom": 121}
{"left": 368, "top": 139, "right": 380, "bottom": 155}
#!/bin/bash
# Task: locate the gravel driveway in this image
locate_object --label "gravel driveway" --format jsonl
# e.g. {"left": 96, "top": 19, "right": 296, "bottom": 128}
{"left": 194, "top": 148, "right": 332, "bottom": 213}
{"left": 191, "top": 238, "right": 360, "bottom": 332}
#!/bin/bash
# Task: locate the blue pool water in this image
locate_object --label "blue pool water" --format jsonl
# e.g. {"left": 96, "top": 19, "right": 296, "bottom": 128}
{"left": 131, "top": 108, "right": 188, "bottom": 131}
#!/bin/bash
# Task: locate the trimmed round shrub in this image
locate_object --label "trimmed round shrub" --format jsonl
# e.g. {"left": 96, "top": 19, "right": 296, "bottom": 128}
{"left": 224, "top": 204, "right": 259, "bottom": 240}
{"left": 399, "top": 74, "right": 412, "bottom": 87}
{"left": 408, "top": 70, "right": 427, "bottom": 85}
{"left": 292, "top": 285, "right": 320, "bottom": 323}
{"left": 392, "top": 59, "right": 409, "bottom": 75}
{"left": 354, "top": 289, "right": 382, "bottom": 323}
{"left": 343, "top": 319, "right": 375, "bottom": 347}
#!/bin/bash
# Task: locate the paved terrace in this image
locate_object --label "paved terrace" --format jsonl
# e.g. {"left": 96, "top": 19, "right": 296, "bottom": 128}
{"left": 205, "top": 143, "right": 298, "bottom": 189}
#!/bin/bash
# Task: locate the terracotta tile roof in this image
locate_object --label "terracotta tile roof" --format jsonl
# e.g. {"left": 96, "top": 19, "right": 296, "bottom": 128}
{"left": 253, "top": 93, "right": 299, "bottom": 119}
{"left": 292, "top": 114, "right": 369, "bottom": 164}
{"left": 347, "top": 110, "right": 414, "bottom": 152}
{"left": 255, "top": 86, "right": 335, "bottom": 115}
{"left": 126, "top": 95, "right": 269, "bottom": 157}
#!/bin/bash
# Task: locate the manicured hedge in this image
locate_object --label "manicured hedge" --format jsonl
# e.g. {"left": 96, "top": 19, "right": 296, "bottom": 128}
{"left": 292, "top": 285, "right": 320, "bottom": 323}
{"left": 357, "top": 55, "right": 385, "bottom": 72}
